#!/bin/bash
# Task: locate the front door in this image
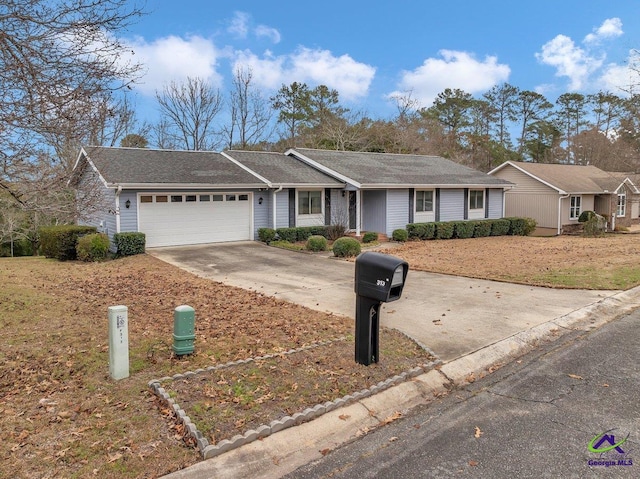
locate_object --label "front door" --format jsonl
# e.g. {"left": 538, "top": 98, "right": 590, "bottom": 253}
{"left": 349, "top": 191, "right": 357, "bottom": 229}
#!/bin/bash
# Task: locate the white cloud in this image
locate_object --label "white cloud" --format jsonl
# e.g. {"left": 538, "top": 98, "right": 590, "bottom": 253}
{"left": 255, "top": 25, "right": 281, "bottom": 44}
{"left": 228, "top": 11, "right": 250, "bottom": 38}
{"left": 598, "top": 50, "right": 640, "bottom": 94}
{"left": 232, "top": 47, "right": 376, "bottom": 100}
{"left": 126, "top": 35, "right": 224, "bottom": 95}
{"left": 535, "top": 34, "right": 603, "bottom": 90}
{"left": 390, "top": 50, "right": 510, "bottom": 108}
{"left": 584, "top": 18, "right": 623, "bottom": 44}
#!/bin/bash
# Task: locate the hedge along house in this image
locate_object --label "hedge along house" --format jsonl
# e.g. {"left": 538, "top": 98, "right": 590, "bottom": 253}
{"left": 281, "top": 148, "right": 513, "bottom": 237}
{"left": 72, "top": 146, "right": 512, "bottom": 248}
{"left": 488, "top": 161, "right": 640, "bottom": 235}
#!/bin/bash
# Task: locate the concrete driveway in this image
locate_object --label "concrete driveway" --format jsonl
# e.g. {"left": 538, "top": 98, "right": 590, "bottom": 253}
{"left": 148, "top": 242, "right": 617, "bottom": 362}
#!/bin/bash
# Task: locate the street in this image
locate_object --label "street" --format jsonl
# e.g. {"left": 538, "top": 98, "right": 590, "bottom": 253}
{"left": 284, "top": 309, "right": 640, "bottom": 478}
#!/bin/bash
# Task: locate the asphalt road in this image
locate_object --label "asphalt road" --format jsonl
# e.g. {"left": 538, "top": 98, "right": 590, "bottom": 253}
{"left": 283, "top": 309, "right": 640, "bottom": 479}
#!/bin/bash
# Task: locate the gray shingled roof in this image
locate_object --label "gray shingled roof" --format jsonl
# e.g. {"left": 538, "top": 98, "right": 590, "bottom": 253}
{"left": 224, "top": 150, "right": 344, "bottom": 186}
{"left": 81, "top": 146, "right": 267, "bottom": 187}
{"left": 289, "top": 148, "right": 511, "bottom": 187}
{"left": 504, "top": 162, "right": 626, "bottom": 193}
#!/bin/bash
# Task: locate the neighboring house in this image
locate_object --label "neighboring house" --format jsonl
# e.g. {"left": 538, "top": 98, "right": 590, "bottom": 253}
{"left": 488, "top": 161, "right": 640, "bottom": 235}
{"left": 71, "top": 146, "right": 512, "bottom": 248}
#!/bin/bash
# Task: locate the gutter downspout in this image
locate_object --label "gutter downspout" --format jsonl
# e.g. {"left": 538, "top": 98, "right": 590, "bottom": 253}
{"left": 272, "top": 185, "right": 283, "bottom": 229}
{"left": 115, "top": 186, "right": 122, "bottom": 234}
{"left": 558, "top": 193, "right": 569, "bottom": 235}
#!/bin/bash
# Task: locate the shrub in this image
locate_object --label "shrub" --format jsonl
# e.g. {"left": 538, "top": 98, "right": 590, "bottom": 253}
{"left": 523, "top": 217, "right": 537, "bottom": 236}
{"left": 362, "top": 231, "right": 379, "bottom": 243}
{"left": 490, "top": 219, "right": 511, "bottom": 236}
{"left": 392, "top": 229, "right": 408, "bottom": 242}
{"left": 305, "top": 235, "right": 328, "bottom": 252}
{"left": 76, "top": 233, "right": 110, "bottom": 262}
{"left": 275, "top": 227, "right": 297, "bottom": 243}
{"left": 453, "top": 221, "right": 474, "bottom": 239}
{"left": 1, "top": 239, "right": 34, "bottom": 257}
{"left": 583, "top": 214, "right": 606, "bottom": 237}
{"left": 505, "top": 217, "right": 537, "bottom": 236}
{"left": 113, "top": 232, "right": 145, "bottom": 256}
{"left": 473, "top": 220, "right": 492, "bottom": 238}
{"left": 408, "top": 222, "right": 436, "bottom": 240}
{"left": 578, "top": 210, "right": 596, "bottom": 223}
{"left": 258, "top": 227, "right": 276, "bottom": 243}
{"left": 434, "top": 222, "right": 454, "bottom": 239}
{"left": 332, "top": 237, "right": 361, "bottom": 258}
{"left": 39, "top": 225, "right": 97, "bottom": 261}
{"left": 326, "top": 223, "right": 348, "bottom": 241}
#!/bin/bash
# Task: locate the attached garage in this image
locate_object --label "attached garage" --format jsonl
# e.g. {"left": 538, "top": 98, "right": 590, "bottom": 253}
{"left": 138, "top": 192, "right": 253, "bottom": 247}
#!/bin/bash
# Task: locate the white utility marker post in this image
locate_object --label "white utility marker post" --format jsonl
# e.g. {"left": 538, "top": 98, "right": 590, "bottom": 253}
{"left": 108, "top": 305, "right": 129, "bottom": 380}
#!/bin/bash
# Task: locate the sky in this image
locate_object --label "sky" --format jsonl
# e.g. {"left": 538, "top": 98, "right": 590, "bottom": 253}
{"left": 120, "top": 0, "right": 640, "bottom": 124}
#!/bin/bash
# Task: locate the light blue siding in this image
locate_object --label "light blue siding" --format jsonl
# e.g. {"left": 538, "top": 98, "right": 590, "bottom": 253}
{"left": 254, "top": 192, "right": 271, "bottom": 234}
{"left": 362, "top": 190, "right": 386, "bottom": 234}
{"left": 120, "top": 191, "right": 137, "bottom": 232}
{"left": 329, "top": 189, "right": 348, "bottom": 226}
{"left": 439, "top": 189, "right": 465, "bottom": 221}
{"left": 487, "top": 188, "right": 504, "bottom": 218}
{"left": 386, "top": 189, "right": 409, "bottom": 235}
{"left": 275, "top": 189, "right": 289, "bottom": 229}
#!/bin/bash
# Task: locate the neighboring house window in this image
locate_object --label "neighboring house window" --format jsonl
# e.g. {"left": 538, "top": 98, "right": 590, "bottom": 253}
{"left": 299, "top": 190, "right": 322, "bottom": 215}
{"left": 570, "top": 195, "right": 581, "bottom": 219}
{"left": 416, "top": 190, "right": 434, "bottom": 212}
{"left": 617, "top": 192, "right": 626, "bottom": 217}
{"left": 469, "top": 190, "right": 484, "bottom": 210}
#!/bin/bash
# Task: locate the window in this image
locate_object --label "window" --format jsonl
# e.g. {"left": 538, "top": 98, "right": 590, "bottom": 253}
{"left": 416, "top": 190, "right": 434, "bottom": 212}
{"left": 155, "top": 195, "right": 168, "bottom": 203}
{"left": 171, "top": 195, "right": 183, "bottom": 202}
{"left": 212, "top": 194, "right": 223, "bottom": 202}
{"left": 299, "top": 190, "right": 322, "bottom": 215}
{"left": 226, "top": 194, "right": 236, "bottom": 201}
{"left": 140, "top": 195, "right": 152, "bottom": 203}
{"left": 570, "top": 195, "right": 581, "bottom": 219}
{"left": 618, "top": 193, "right": 626, "bottom": 217}
{"left": 238, "top": 194, "right": 249, "bottom": 201}
{"left": 185, "top": 195, "right": 196, "bottom": 202}
{"left": 199, "top": 195, "right": 211, "bottom": 202}
{"left": 469, "top": 190, "right": 484, "bottom": 210}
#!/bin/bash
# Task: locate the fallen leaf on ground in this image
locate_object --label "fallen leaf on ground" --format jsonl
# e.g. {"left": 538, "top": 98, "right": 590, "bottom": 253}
{"left": 474, "top": 426, "right": 483, "bottom": 438}
{"left": 568, "top": 374, "right": 583, "bottom": 380}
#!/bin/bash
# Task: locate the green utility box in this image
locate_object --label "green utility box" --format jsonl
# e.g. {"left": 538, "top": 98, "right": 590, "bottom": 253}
{"left": 173, "top": 305, "right": 195, "bottom": 355}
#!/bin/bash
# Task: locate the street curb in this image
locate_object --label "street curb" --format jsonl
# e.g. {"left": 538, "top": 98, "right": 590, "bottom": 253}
{"left": 160, "top": 287, "right": 640, "bottom": 479}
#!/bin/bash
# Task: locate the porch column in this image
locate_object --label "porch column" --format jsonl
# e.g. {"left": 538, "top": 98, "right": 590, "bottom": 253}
{"left": 356, "top": 189, "right": 362, "bottom": 237}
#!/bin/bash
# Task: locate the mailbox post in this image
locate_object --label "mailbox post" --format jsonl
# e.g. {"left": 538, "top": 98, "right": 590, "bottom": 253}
{"left": 354, "top": 251, "right": 408, "bottom": 366}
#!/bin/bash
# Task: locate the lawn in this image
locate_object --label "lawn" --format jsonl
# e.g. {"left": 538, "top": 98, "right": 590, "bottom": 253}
{"left": 2, "top": 232, "right": 640, "bottom": 478}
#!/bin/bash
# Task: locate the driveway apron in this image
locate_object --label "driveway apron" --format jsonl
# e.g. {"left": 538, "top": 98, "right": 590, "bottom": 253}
{"left": 148, "top": 242, "right": 616, "bottom": 362}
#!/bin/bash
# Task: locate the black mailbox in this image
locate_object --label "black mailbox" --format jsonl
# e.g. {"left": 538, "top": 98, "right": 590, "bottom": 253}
{"left": 354, "top": 252, "right": 409, "bottom": 366}
{"left": 355, "top": 252, "right": 408, "bottom": 302}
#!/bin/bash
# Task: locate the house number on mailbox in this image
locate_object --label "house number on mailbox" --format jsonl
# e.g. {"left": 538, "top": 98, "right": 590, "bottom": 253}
{"left": 376, "top": 279, "right": 386, "bottom": 286}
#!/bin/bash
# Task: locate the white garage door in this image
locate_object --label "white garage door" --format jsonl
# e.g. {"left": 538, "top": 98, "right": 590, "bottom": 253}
{"left": 138, "top": 193, "right": 252, "bottom": 247}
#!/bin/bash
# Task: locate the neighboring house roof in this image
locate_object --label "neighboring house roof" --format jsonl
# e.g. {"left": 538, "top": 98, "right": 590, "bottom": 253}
{"left": 76, "top": 146, "right": 268, "bottom": 188}
{"left": 223, "top": 150, "right": 344, "bottom": 187}
{"left": 489, "top": 161, "right": 632, "bottom": 194}
{"left": 287, "top": 148, "right": 512, "bottom": 189}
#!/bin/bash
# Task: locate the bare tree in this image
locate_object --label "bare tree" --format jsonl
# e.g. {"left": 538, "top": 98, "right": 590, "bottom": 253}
{"left": 155, "top": 77, "right": 224, "bottom": 150}
{"left": 224, "top": 67, "right": 274, "bottom": 149}
{"left": 0, "top": 0, "right": 144, "bottom": 216}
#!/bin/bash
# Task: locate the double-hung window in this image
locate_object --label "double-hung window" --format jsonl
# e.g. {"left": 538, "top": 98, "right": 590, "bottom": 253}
{"left": 570, "top": 195, "right": 581, "bottom": 219}
{"left": 416, "top": 190, "right": 434, "bottom": 212}
{"left": 299, "top": 190, "right": 322, "bottom": 215}
{"left": 617, "top": 192, "right": 626, "bottom": 217}
{"left": 469, "top": 190, "right": 484, "bottom": 210}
